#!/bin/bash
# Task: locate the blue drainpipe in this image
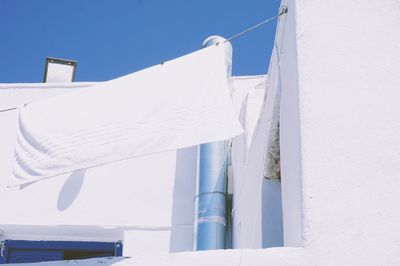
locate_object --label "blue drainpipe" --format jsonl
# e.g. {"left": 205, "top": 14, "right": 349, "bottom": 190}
{"left": 195, "top": 36, "right": 232, "bottom": 250}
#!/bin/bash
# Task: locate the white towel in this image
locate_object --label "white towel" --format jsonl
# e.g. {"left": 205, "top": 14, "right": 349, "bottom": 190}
{"left": 13, "top": 45, "right": 243, "bottom": 185}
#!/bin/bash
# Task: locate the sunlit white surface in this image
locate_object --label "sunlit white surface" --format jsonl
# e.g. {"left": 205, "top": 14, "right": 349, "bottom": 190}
{"left": 45, "top": 62, "right": 75, "bottom": 83}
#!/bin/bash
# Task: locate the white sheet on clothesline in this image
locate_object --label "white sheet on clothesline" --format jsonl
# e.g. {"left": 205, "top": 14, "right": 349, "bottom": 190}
{"left": 13, "top": 45, "right": 243, "bottom": 186}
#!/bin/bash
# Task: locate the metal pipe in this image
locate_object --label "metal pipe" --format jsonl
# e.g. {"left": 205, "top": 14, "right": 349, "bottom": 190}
{"left": 195, "top": 36, "right": 232, "bottom": 250}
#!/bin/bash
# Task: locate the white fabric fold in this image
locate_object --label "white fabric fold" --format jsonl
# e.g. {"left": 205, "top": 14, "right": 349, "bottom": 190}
{"left": 13, "top": 45, "right": 243, "bottom": 185}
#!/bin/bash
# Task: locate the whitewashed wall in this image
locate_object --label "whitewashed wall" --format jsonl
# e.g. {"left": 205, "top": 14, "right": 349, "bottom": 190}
{"left": 231, "top": 75, "right": 284, "bottom": 249}
{"left": 290, "top": 0, "right": 400, "bottom": 263}
{"left": 0, "top": 83, "right": 197, "bottom": 254}
{"left": 281, "top": 0, "right": 400, "bottom": 263}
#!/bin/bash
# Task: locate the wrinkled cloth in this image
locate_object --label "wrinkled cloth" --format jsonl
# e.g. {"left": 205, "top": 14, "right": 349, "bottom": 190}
{"left": 13, "top": 45, "right": 243, "bottom": 185}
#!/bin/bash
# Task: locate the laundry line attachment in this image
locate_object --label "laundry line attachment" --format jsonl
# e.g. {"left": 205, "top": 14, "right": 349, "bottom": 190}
{"left": 223, "top": 6, "right": 288, "bottom": 44}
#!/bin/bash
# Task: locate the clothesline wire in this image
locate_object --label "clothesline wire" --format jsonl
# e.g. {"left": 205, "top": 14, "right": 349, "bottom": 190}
{"left": 0, "top": 6, "right": 288, "bottom": 114}
{"left": 224, "top": 6, "right": 288, "bottom": 43}
{"left": 0, "top": 103, "right": 27, "bottom": 113}
{"left": 0, "top": 107, "right": 18, "bottom": 113}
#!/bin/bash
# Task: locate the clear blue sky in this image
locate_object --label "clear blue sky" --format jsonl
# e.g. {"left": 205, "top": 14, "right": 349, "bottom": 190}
{"left": 0, "top": 0, "right": 280, "bottom": 83}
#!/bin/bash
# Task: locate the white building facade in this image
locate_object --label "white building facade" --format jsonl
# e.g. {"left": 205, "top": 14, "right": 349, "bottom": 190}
{"left": 1, "top": 0, "right": 400, "bottom": 264}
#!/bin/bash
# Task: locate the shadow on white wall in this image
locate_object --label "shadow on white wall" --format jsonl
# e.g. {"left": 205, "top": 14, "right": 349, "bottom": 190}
{"left": 169, "top": 147, "right": 197, "bottom": 252}
{"left": 57, "top": 169, "right": 86, "bottom": 211}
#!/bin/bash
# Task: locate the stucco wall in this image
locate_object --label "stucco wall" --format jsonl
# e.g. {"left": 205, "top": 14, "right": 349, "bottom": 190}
{"left": 231, "top": 72, "right": 284, "bottom": 248}
{"left": 294, "top": 0, "right": 400, "bottom": 263}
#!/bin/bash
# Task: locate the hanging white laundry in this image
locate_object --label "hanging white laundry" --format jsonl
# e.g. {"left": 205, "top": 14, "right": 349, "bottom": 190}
{"left": 13, "top": 45, "right": 243, "bottom": 185}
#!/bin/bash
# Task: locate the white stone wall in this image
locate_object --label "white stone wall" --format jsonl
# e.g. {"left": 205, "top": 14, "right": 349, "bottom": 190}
{"left": 293, "top": 0, "right": 400, "bottom": 263}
